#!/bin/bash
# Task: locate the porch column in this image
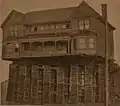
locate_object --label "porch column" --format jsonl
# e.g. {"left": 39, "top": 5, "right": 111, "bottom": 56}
{"left": 67, "top": 40, "right": 70, "bottom": 54}
{"left": 30, "top": 42, "right": 32, "bottom": 55}
{"left": 42, "top": 42, "right": 44, "bottom": 50}
{"left": 55, "top": 41, "right": 57, "bottom": 55}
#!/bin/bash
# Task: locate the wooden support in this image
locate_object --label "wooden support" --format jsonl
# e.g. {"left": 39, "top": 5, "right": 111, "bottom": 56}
{"left": 67, "top": 40, "right": 70, "bottom": 54}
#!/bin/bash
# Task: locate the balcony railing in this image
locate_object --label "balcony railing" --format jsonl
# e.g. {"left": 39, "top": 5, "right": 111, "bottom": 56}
{"left": 3, "top": 33, "right": 97, "bottom": 59}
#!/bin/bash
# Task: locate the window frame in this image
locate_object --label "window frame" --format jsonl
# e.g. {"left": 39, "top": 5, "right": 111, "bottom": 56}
{"left": 88, "top": 37, "right": 96, "bottom": 49}
{"left": 78, "top": 19, "right": 90, "bottom": 30}
{"left": 78, "top": 37, "right": 87, "bottom": 49}
{"left": 9, "top": 24, "right": 20, "bottom": 36}
{"left": 75, "top": 36, "right": 96, "bottom": 50}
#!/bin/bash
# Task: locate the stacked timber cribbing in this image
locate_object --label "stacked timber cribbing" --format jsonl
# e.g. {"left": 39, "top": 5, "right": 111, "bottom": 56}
{"left": 6, "top": 63, "right": 107, "bottom": 105}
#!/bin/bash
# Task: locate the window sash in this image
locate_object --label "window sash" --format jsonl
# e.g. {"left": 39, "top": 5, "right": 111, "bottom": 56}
{"left": 88, "top": 38, "right": 96, "bottom": 48}
{"left": 85, "top": 20, "right": 90, "bottom": 29}
{"left": 79, "top": 38, "right": 86, "bottom": 49}
{"left": 79, "top": 20, "right": 90, "bottom": 30}
{"left": 79, "top": 21, "right": 84, "bottom": 30}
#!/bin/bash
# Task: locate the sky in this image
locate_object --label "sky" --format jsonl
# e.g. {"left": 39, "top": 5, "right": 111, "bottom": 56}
{"left": 0, "top": 0, "right": 120, "bottom": 82}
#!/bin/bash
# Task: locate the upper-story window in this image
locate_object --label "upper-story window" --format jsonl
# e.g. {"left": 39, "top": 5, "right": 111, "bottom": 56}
{"left": 26, "top": 23, "right": 71, "bottom": 33}
{"left": 49, "top": 24, "right": 55, "bottom": 29}
{"left": 77, "top": 36, "right": 96, "bottom": 49}
{"left": 79, "top": 38, "right": 86, "bottom": 49}
{"left": 79, "top": 20, "right": 90, "bottom": 30}
{"left": 88, "top": 38, "right": 96, "bottom": 49}
{"left": 15, "top": 43, "right": 19, "bottom": 52}
{"left": 85, "top": 20, "right": 90, "bottom": 29}
{"left": 56, "top": 24, "right": 61, "bottom": 29}
{"left": 79, "top": 20, "right": 84, "bottom": 30}
{"left": 10, "top": 25, "right": 20, "bottom": 36}
{"left": 62, "top": 24, "right": 71, "bottom": 29}
{"left": 23, "top": 42, "right": 30, "bottom": 51}
{"left": 6, "top": 43, "right": 13, "bottom": 52}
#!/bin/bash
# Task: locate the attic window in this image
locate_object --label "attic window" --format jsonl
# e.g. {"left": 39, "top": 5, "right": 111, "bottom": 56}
{"left": 10, "top": 25, "right": 19, "bottom": 36}
{"left": 79, "top": 20, "right": 90, "bottom": 30}
{"left": 62, "top": 24, "right": 70, "bottom": 29}
{"left": 56, "top": 24, "right": 61, "bottom": 29}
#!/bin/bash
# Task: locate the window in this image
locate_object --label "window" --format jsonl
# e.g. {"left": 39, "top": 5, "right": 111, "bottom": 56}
{"left": 79, "top": 20, "right": 84, "bottom": 30}
{"left": 56, "top": 24, "right": 61, "bottom": 29}
{"left": 34, "top": 25, "right": 38, "bottom": 31}
{"left": 79, "top": 20, "right": 90, "bottom": 30}
{"left": 49, "top": 24, "right": 55, "bottom": 29}
{"left": 85, "top": 20, "right": 90, "bottom": 29}
{"left": 23, "top": 42, "right": 30, "bottom": 51}
{"left": 10, "top": 25, "right": 19, "bottom": 36}
{"left": 88, "top": 38, "right": 96, "bottom": 48}
{"left": 62, "top": 24, "right": 67, "bottom": 29}
{"left": 40, "top": 26, "right": 44, "bottom": 30}
{"left": 61, "top": 24, "right": 70, "bottom": 29}
{"left": 15, "top": 48, "right": 19, "bottom": 52}
{"left": 79, "top": 38, "right": 86, "bottom": 49}
{"left": 15, "top": 43, "right": 19, "bottom": 52}
{"left": 6, "top": 43, "right": 13, "bottom": 52}
{"left": 43, "top": 24, "right": 48, "bottom": 30}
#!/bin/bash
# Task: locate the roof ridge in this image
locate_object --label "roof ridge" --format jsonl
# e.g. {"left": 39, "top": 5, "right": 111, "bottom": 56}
{"left": 25, "top": 6, "right": 76, "bottom": 15}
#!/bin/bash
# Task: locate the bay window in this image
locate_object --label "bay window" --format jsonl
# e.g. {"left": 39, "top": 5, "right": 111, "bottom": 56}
{"left": 76, "top": 36, "right": 96, "bottom": 49}
{"left": 88, "top": 38, "right": 96, "bottom": 49}
{"left": 79, "top": 38, "right": 86, "bottom": 49}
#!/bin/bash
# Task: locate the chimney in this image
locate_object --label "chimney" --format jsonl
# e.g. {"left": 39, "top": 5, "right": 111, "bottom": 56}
{"left": 101, "top": 4, "right": 107, "bottom": 20}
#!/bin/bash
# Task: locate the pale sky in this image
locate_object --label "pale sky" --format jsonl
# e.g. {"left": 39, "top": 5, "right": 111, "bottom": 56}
{"left": 0, "top": 0, "right": 120, "bottom": 82}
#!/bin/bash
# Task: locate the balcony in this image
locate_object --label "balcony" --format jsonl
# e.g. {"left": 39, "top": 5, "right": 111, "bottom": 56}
{"left": 3, "top": 33, "right": 97, "bottom": 60}
{"left": 3, "top": 37, "right": 70, "bottom": 59}
{"left": 20, "top": 40, "right": 69, "bottom": 58}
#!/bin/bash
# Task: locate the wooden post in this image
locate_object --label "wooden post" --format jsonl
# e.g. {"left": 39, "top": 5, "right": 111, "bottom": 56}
{"left": 67, "top": 40, "right": 70, "bottom": 54}
{"left": 101, "top": 4, "right": 109, "bottom": 106}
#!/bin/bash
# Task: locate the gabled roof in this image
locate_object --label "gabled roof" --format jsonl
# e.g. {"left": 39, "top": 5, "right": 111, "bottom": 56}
{"left": 24, "top": 1, "right": 115, "bottom": 30}
{"left": 1, "top": 1, "right": 115, "bottom": 30}
{"left": 1, "top": 10, "right": 24, "bottom": 28}
{"left": 24, "top": 7, "right": 75, "bottom": 24}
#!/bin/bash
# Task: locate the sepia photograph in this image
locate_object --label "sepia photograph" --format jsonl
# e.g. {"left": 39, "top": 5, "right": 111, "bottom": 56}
{"left": 0, "top": 0, "right": 120, "bottom": 106}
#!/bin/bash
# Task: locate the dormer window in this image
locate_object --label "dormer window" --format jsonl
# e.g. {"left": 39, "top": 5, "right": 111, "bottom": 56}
{"left": 31, "top": 25, "right": 35, "bottom": 32}
{"left": 40, "top": 26, "right": 44, "bottom": 30}
{"left": 61, "top": 24, "right": 70, "bottom": 29}
{"left": 56, "top": 24, "right": 61, "bottom": 29}
{"left": 49, "top": 24, "right": 55, "bottom": 29}
{"left": 34, "top": 25, "right": 38, "bottom": 32}
{"left": 79, "top": 20, "right": 90, "bottom": 30}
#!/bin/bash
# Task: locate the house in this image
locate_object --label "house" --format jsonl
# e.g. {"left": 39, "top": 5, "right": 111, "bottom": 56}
{"left": 1, "top": 1, "right": 119, "bottom": 105}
